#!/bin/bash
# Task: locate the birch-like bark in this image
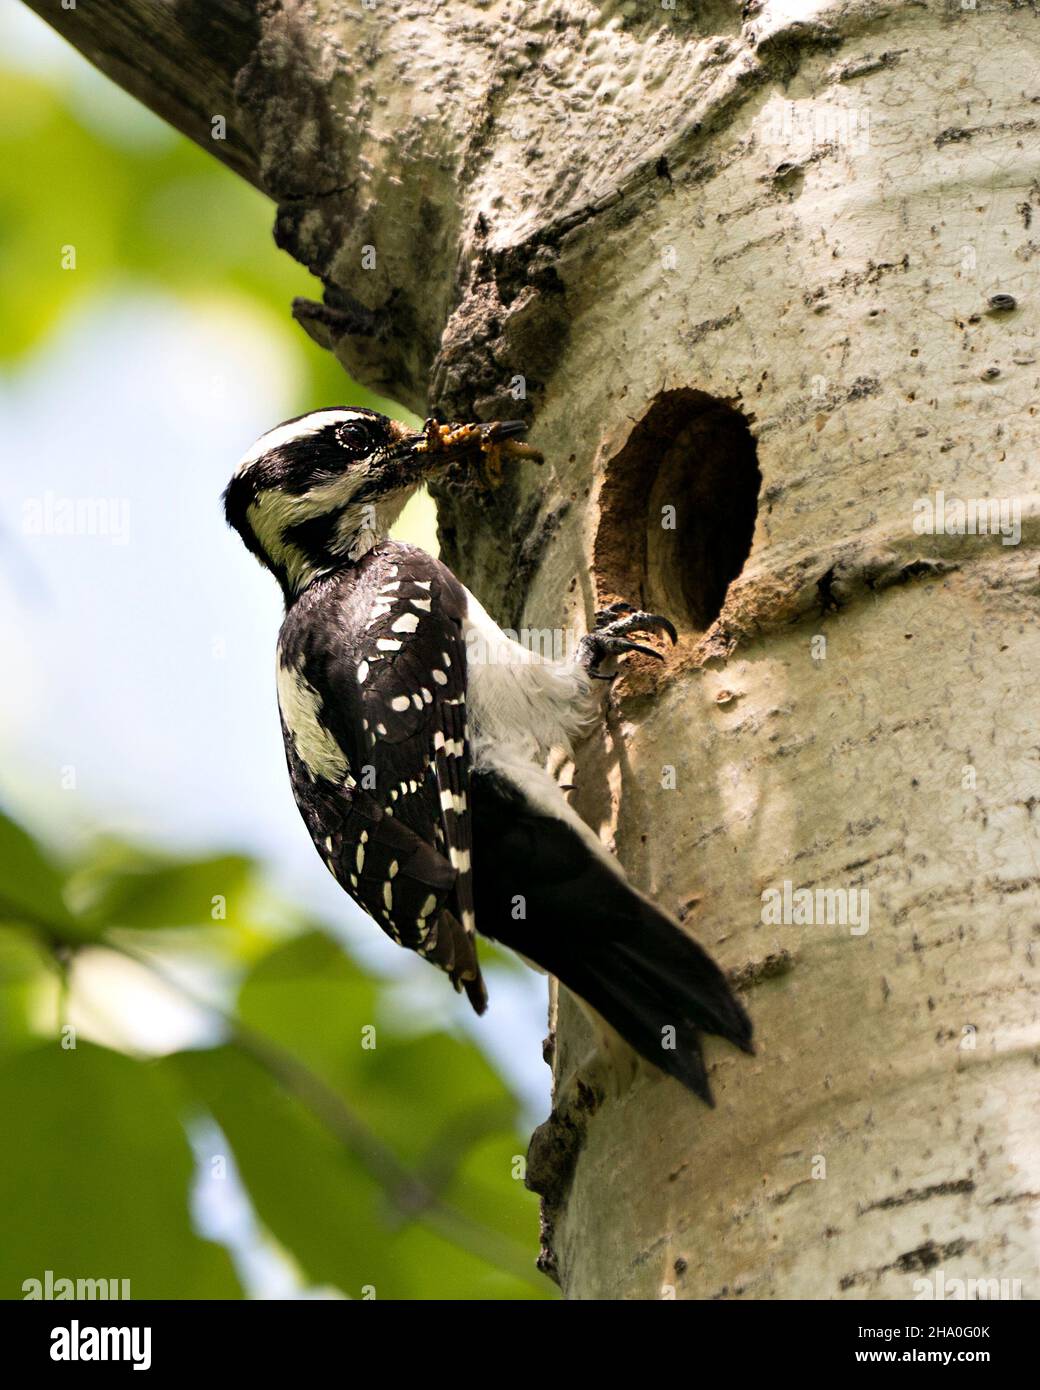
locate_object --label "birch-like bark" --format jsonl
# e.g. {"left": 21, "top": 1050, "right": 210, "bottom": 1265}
{"left": 29, "top": 0, "right": 1040, "bottom": 1299}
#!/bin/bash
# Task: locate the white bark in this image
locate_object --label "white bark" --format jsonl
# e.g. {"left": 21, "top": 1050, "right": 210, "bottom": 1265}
{"left": 30, "top": 0, "right": 1040, "bottom": 1299}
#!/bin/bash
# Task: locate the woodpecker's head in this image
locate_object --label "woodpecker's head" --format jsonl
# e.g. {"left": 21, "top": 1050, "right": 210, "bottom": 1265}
{"left": 224, "top": 407, "right": 530, "bottom": 602}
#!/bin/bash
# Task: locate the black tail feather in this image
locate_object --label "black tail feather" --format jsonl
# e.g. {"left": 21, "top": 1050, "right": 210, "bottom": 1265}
{"left": 568, "top": 946, "right": 718, "bottom": 1102}
{"left": 525, "top": 895, "right": 749, "bottom": 1103}
{"left": 613, "top": 897, "right": 754, "bottom": 1052}
{"left": 470, "top": 768, "right": 753, "bottom": 1102}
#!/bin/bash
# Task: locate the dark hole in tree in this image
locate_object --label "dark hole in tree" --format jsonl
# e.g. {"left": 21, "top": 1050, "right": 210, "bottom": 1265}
{"left": 594, "top": 389, "right": 761, "bottom": 632}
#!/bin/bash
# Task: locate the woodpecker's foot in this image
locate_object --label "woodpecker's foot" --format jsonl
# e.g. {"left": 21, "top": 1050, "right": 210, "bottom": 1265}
{"left": 578, "top": 602, "right": 678, "bottom": 679}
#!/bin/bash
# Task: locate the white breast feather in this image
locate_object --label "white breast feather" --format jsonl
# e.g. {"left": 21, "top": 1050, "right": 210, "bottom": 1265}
{"left": 460, "top": 588, "right": 617, "bottom": 864}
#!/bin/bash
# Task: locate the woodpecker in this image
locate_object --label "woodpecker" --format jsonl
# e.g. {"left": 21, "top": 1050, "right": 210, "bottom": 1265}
{"left": 224, "top": 407, "right": 752, "bottom": 1102}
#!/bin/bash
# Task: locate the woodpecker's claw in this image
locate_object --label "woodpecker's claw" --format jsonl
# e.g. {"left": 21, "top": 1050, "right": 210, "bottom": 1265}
{"left": 481, "top": 420, "right": 529, "bottom": 442}
{"left": 593, "top": 604, "right": 678, "bottom": 645}
{"left": 578, "top": 604, "right": 679, "bottom": 677}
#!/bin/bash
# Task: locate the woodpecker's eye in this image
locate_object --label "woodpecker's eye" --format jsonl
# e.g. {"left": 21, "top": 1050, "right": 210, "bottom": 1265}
{"left": 335, "top": 419, "right": 384, "bottom": 457}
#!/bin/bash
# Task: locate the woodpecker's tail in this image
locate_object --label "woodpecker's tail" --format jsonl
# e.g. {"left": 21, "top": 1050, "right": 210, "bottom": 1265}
{"left": 469, "top": 768, "right": 753, "bottom": 1104}
{"left": 546, "top": 893, "right": 753, "bottom": 1102}
{"left": 424, "top": 907, "right": 488, "bottom": 1015}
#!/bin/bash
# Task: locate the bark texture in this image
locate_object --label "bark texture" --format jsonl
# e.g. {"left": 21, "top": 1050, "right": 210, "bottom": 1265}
{"left": 31, "top": 0, "right": 1040, "bottom": 1299}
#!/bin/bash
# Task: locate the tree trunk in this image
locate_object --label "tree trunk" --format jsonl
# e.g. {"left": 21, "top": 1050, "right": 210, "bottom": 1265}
{"left": 31, "top": 0, "right": 1040, "bottom": 1300}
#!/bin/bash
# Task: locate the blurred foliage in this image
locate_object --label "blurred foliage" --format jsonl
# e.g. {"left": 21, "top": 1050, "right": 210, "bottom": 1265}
{"left": 0, "top": 68, "right": 339, "bottom": 392}
{"left": 0, "top": 41, "right": 540, "bottom": 1299}
{"left": 0, "top": 1044, "right": 241, "bottom": 1299}
{"left": 0, "top": 807, "right": 548, "bottom": 1298}
{"left": 0, "top": 55, "right": 438, "bottom": 553}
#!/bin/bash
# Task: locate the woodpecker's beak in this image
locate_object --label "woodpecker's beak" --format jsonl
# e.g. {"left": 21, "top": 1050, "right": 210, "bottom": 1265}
{"left": 403, "top": 418, "right": 543, "bottom": 472}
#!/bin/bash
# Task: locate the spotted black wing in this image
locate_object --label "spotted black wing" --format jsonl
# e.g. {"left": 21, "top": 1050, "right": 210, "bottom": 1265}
{"left": 281, "top": 543, "right": 485, "bottom": 1011}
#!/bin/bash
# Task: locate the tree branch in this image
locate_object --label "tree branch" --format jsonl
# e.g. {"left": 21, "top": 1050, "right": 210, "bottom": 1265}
{"left": 23, "top": 0, "right": 262, "bottom": 188}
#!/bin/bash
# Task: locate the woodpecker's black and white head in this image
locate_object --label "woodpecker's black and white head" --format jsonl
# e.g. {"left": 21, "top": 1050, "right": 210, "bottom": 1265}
{"left": 223, "top": 407, "right": 432, "bottom": 602}
{"left": 224, "top": 407, "right": 531, "bottom": 604}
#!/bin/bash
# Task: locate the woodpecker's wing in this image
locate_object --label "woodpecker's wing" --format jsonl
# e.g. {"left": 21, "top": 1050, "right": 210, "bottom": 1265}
{"left": 350, "top": 546, "right": 478, "bottom": 953}
{"left": 281, "top": 543, "right": 485, "bottom": 1010}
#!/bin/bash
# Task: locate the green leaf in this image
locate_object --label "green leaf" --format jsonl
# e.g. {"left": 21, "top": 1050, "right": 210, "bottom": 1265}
{"left": 0, "top": 1042, "right": 240, "bottom": 1298}
{"left": 236, "top": 933, "right": 520, "bottom": 1164}
{"left": 171, "top": 1044, "right": 397, "bottom": 1297}
{"left": 170, "top": 1044, "right": 547, "bottom": 1299}
{"left": 165, "top": 931, "right": 550, "bottom": 1297}
{"left": 0, "top": 809, "right": 76, "bottom": 933}
{"left": 0, "top": 923, "right": 48, "bottom": 985}
{"left": 0, "top": 925, "right": 51, "bottom": 1052}
{"left": 235, "top": 930, "right": 379, "bottom": 1085}
{"left": 71, "top": 846, "right": 254, "bottom": 932}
